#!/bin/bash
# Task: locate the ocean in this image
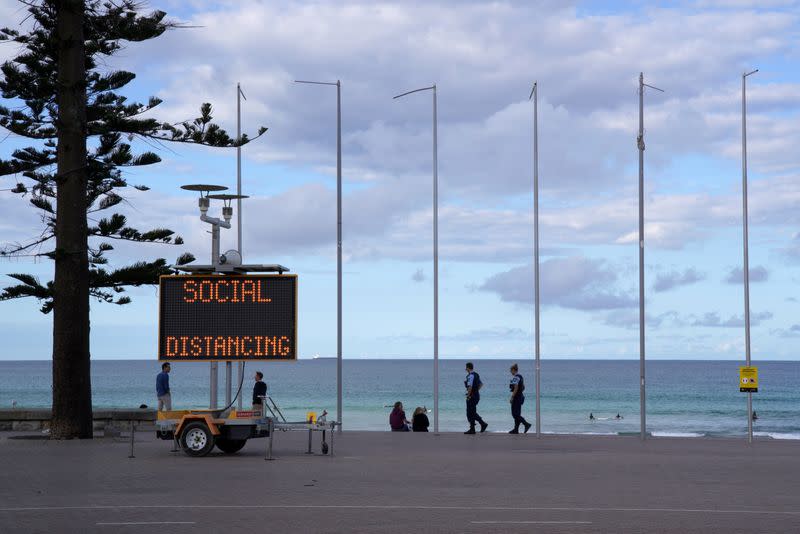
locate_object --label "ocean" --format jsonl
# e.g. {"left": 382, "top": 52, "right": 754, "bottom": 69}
{"left": 1, "top": 359, "right": 798, "bottom": 438}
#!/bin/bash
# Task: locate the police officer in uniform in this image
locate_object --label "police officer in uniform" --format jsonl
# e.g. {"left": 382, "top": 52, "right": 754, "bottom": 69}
{"left": 464, "top": 362, "right": 488, "bottom": 434}
{"left": 508, "top": 363, "right": 531, "bottom": 434}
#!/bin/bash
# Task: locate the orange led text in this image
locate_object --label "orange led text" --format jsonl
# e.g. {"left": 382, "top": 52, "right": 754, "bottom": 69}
{"left": 182, "top": 279, "right": 273, "bottom": 304}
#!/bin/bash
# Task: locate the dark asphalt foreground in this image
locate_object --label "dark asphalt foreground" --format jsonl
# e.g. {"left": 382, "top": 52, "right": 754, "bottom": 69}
{"left": 1, "top": 430, "right": 799, "bottom": 534}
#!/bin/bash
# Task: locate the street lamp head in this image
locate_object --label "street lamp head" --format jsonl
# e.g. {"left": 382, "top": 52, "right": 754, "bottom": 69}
{"left": 295, "top": 79, "right": 338, "bottom": 86}
{"left": 744, "top": 69, "right": 759, "bottom": 78}
{"left": 393, "top": 85, "right": 436, "bottom": 99}
{"left": 529, "top": 81, "right": 537, "bottom": 100}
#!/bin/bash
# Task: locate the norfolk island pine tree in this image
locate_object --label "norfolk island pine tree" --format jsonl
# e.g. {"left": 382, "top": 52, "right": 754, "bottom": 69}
{"left": 0, "top": 1, "right": 266, "bottom": 438}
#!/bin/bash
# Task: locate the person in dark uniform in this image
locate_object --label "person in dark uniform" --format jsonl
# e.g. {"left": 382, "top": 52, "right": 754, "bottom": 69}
{"left": 508, "top": 363, "right": 531, "bottom": 434}
{"left": 252, "top": 371, "right": 267, "bottom": 411}
{"left": 464, "top": 362, "right": 488, "bottom": 434}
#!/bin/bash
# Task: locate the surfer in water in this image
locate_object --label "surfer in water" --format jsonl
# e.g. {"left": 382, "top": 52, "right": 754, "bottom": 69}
{"left": 589, "top": 413, "right": 595, "bottom": 421}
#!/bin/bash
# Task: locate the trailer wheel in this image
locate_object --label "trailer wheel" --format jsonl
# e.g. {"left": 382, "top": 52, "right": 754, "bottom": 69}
{"left": 156, "top": 430, "right": 174, "bottom": 440}
{"left": 215, "top": 438, "right": 247, "bottom": 454}
{"left": 180, "top": 422, "right": 215, "bottom": 457}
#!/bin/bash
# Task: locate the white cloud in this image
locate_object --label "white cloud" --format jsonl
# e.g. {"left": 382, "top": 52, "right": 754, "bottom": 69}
{"left": 653, "top": 268, "right": 706, "bottom": 292}
{"left": 479, "top": 256, "right": 637, "bottom": 310}
{"left": 692, "top": 310, "right": 773, "bottom": 327}
{"left": 724, "top": 265, "right": 769, "bottom": 284}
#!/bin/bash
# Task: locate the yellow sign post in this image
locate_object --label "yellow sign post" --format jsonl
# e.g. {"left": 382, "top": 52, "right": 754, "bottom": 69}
{"left": 739, "top": 366, "right": 758, "bottom": 393}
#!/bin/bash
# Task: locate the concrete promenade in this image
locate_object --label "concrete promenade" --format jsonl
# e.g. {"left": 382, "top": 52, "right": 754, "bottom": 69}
{"left": 1, "top": 430, "right": 798, "bottom": 533}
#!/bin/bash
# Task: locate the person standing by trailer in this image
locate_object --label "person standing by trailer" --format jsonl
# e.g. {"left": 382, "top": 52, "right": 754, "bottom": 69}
{"left": 464, "top": 362, "right": 488, "bottom": 434}
{"left": 252, "top": 371, "right": 267, "bottom": 411}
{"left": 156, "top": 362, "right": 171, "bottom": 411}
{"left": 508, "top": 363, "right": 531, "bottom": 434}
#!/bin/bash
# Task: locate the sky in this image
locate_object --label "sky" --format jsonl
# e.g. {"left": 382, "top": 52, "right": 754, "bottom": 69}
{"left": 0, "top": 0, "right": 799, "bottom": 360}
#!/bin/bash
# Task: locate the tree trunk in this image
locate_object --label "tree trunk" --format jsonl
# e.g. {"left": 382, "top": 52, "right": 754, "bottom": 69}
{"left": 51, "top": 0, "right": 91, "bottom": 439}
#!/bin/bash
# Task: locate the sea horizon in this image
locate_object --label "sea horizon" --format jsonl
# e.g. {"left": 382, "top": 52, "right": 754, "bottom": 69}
{"left": 2, "top": 359, "right": 797, "bottom": 439}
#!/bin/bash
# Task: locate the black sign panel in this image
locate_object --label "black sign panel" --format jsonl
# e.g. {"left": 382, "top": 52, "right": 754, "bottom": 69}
{"left": 158, "top": 274, "right": 297, "bottom": 361}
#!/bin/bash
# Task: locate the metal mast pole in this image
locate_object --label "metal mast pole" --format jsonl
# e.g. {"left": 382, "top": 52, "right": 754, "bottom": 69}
{"left": 234, "top": 83, "right": 246, "bottom": 410}
{"left": 638, "top": 73, "right": 645, "bottom": 441}
{"left": 636, "top": 73, "right": 663, "bottom": 440}
{"left": 295, "top": 79, "right": 344, "bottom": 431}
{"left": 237, "top": 82, "right": 243, "bottom": 256}
{"left": 393, "top": 85, "right": 438, "bottom": 432}
{"left": 210, "top": 224, "right": 220, "bottom": 409}
{"left": 433, "top": 85, "right": 439, "bottom": 434}
{"left": 336, "top": 80, "right": 343, "bottom": 433}
{"left": 742, "top": 69, "right": 757, "bottom": 444}
{"left": 529, "top": 82, "right": 541, "bottom": 437}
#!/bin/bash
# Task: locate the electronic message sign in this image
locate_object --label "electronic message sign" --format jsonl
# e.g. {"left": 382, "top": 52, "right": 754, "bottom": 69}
{"left": 158, "top": 274, "right": 297, "bottom": 361}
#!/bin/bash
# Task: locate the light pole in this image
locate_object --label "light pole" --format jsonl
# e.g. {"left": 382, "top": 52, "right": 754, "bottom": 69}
{"left": 637, "top": 72, "right": 663, "bottom": 441}
{"left": 742, "top": 68, "right": 758, "bottom": 444}
{"left": 295, "top": 79, "right": 343, "bottom": 432}
{"left": 394, "top": 85, "right": 439, "bottom": 433}
{"left": 233, "top": 83, "right": 248, "bottom": 409}
{"left": 529, "top": 82, "right": 541, "bottom": 437}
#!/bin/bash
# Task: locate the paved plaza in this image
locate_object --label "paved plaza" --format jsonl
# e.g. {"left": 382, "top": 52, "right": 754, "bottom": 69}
{"left": 1, "top": 430, "right": 798, "bottom": 533}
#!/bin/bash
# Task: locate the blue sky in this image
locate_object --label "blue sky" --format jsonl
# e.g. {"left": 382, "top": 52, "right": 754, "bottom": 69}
{"left": 1, "top": 0, "right": 799, "bottom": 360}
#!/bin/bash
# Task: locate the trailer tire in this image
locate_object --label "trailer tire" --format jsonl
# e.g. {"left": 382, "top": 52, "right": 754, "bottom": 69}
{"left": 180, "top": 422, "right": 215, "bottom": 457}
{"left": 215, "top": 438, "right": 247, "bottom": 454}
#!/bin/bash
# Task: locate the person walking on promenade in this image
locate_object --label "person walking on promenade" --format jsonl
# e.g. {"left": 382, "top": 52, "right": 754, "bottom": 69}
{"left": 252, "top": 371, "right": 267, "bottom": 411}
{"left": 464, "top": 362, "right": 488, "bottom": 434}
{"left": 156, "top": 362, "right": 171, "bottom": 411}
{"left": 508, "top": 363, "right": 531, "bottom": 434}
{"left": 412, "top": 407, "right": 430, "bottom": 432}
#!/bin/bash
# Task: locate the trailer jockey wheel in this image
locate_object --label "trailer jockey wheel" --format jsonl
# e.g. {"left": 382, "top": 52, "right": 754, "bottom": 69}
{"left": 321, "top": 441, "right": 329, "bottom": 455}
{"left": 180, "top": 422, "right": 215, "bottom": 457}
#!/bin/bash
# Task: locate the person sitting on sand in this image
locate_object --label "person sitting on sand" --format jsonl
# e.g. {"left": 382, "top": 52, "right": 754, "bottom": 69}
{"left": 389, "top": 401, "right": 411, "bottom": 432}
{"left": 412, "top": 407, "right": 430, "bottom": 432}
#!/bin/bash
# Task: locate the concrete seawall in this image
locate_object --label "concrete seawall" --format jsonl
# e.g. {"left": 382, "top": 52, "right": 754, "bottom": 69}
{"left": 0, "top": 408, "right": 156, "bottom": 434}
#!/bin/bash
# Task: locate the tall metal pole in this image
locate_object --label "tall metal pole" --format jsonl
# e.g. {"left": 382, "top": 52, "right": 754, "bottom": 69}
{"left": 237, "top": 82, "right": 243, "bottom": 256}
{"left": 210, "top": 224, "right": 220, "bottom": 409}
{"left": 742, "top": 68, "right": 758, "bottom": 444}
{"left": 234, "top": 83, "right": 246, "bottom": 410}
{"left": 636, "top": 74, "right": 664, "bottom": 440}
{"left": 295, "top": 79, "right": 344, "bottom": 431}
{"left": 636, "top": 73, "right": 663, "bottom": 440}
{"left": 638, "top": 73, "right": 646, "bottom": 441}
{"left": 393, "top": 85, "right": 438, "bottom": 433}
{"left": 529, "top": 82, "right": 541, "bottom": 437}
{"left": 336, "top": 80, "right": 343, "bottom": 433}
{"left": 432, "top": 85, "right": 439, "bottom": 434}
